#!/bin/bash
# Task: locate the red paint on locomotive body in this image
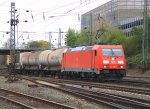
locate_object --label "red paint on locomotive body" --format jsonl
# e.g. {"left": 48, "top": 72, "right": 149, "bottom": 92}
{"left": 61, "top": 45, "right": 126, "bottom": 79}
{"left": 98, "top": 45, "right": 126, "bottom": 71}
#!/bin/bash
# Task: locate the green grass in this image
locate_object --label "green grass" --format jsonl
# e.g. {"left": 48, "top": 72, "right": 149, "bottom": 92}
{"left": 0, "top": 76, "right": 6, "bottom": 84}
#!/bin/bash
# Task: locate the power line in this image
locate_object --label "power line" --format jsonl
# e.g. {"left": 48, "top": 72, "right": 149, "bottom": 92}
{"left": 0, "top": 0, "right": 98, "bottom": 19}
{"left": 0, "top": 0, "right": 95, "bottom": 14}
{"left": 0, "top": 0, "right": 9, "bottom": 5}
{"left": 44, "top": 0, "right": 80, "bottom": 13}
{"left": 10, "top": 0, "right": 80, "bottom": 14}
{"left": 0, "top": 0, "right": 98, "bottom": 15}
{"left": 21, "top": 0, "right": 40, "bottom": 8}
{"left": 34, "top": 0, "right": 98, "bottom": 32}
{"left": 1, "top": 0, "right": 99, "bottom": 37}
{"left": 0, "top": 0, "right": 79, "bottom": 16}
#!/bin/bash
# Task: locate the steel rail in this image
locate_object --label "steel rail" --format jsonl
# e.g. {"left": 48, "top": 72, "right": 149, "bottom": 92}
{"left": 19, "top": 77, "right": 124, "bottom": 109}
{"left": 126, "top": 76, "right": 150, "bottom": 79}
{"left": 20, "top": 77, "right": 150, "bottom": 109}
{"left": 0, "top": 95, "right": 35, "bottom": 109}
{"left": 45, "top": 78, "right": 150, "bottom": 95}
{"left": 0, "top": 88, "right": 75, "bottom": 109}
{"left": 1, "top": 75, "right": 150, "bottom": 108}
{"left": 61, "top": 85, "right": 150, "bottom": 109}
{"left": 115, "top": 79, "right": 150, "bottom": 89}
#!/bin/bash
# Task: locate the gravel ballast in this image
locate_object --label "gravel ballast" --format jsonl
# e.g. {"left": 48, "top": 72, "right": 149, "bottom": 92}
{"left": 0, "top": 76, "right": 109, "bottom": 109}
{"left": 65, "top": 83, "right": 150, "bottom": 101}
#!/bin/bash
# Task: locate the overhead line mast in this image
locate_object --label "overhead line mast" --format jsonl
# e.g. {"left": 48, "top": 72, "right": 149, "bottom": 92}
{"left": 142, "top": 0, "right": 149, "bottom": 71}
{"left": 8, "top": 2, "right": 18, "bottom": 82}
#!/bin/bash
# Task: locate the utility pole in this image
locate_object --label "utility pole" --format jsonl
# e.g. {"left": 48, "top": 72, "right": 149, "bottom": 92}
{"left": 89, "top": 13, "right": 92, "bottom": 45}
{"left": 142, "top": 0, "right": 149, "bottom": 71}
{"left": 49, "top": 32, "right": 52, "bottom": 49}
{"left": 58, "top": 28, "right": 61, "bottom": 48}
{"left": 8, "top": 2, "right": 18, "bottom": 82}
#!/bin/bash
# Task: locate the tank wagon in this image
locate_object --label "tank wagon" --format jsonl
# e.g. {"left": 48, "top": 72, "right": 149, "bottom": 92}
{"left": 20, "top": 52, "right": 32, "bottom": 66}
{"left": 16, "top": 45, "right": 126, "bottom": 81}
{"left": 38, "top": 50, "right": 52, "bottom": 67}
{"left": 17, "top": 48, "right": 68, "bottom": 76}
{"left": 29, "top": 51, "right": 42, "bottom": 66}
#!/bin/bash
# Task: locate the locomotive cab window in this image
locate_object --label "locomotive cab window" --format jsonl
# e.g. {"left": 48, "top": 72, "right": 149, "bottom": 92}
{"left": 102, "top": 48, "right": 122, "bottom": 56}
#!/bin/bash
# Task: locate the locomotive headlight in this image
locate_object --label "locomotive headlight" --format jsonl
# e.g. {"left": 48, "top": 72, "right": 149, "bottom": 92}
{"left": 104, "top": 65, "right": 107, "bottom": 68}
{"left": 111, "top": 58, "right": 115, "bottom": 60}
{"left": 103, "top": 60, "right": 109, "bottom": 64}
{"left": 118, "top": 60, "right": 124, "bottom": 64}
{"left": 120, "top": 66, "right": 123, "bottom": 68}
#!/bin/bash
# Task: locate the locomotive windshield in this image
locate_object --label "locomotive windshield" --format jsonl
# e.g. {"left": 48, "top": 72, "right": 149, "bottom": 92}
{"left": 102, "top": 48, "right": 122, "bottom": 56}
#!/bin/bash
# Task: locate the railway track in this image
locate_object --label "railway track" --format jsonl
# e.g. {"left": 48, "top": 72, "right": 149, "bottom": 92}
{"left": 1, "top": 72, "right": 150, "bottom": 95}
{"left": 34, "top": 77, "right": 150, "bottom": 95}
{"left": 0, "top": 74, "right": 150, "bottom": 108}
{"left": 0, "top": 88, "right": 75, "bottom": 109}
{"left": 115, "top": 79, "right": 150, "bottom": 88}
{"left": 61, "top": 85, "right": 150, "bottom": 109}
{"left": 126, "top": 76, "right": 150, "bottom": 80}
{"left": 19, "top": 77, "right": 150, "bottom": 109}
{"left": 1, "top": 67, "right": 150, "bottom": 88}
{"left": 123, "top": 76, "right": 150, "bottom": 84}
{"left": 0, "top": 68, "right": 8, "bottom": 74}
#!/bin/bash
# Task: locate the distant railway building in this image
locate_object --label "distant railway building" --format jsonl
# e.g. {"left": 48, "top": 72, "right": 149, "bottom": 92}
{"left": 81, "top": 0, "right": 150, "bottom": 36}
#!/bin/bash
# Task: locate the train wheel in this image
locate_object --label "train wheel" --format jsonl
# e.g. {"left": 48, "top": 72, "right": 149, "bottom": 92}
{"left": 99, "top": 74, "right": 105, "bottom": 82}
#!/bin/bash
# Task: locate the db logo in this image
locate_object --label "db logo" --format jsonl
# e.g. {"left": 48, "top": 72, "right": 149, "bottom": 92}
{"left": 111, "top": 61, "right": 116, "bottom": 64}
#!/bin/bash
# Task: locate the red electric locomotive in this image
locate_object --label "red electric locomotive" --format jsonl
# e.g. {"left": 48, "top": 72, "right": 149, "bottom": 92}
{"left": 61, "top": 45, "right": 126, "bottom": 81}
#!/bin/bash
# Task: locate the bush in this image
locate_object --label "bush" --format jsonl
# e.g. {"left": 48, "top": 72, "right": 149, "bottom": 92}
{"left": 127, "top": 53, "right": 150, "bottom": 69}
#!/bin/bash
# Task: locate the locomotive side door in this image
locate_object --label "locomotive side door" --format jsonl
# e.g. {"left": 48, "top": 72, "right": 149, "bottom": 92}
{"left": 90, "top": 50, "right": 93, "bottom": 70}
{"left": 92, "top": 50, "right": 96, "bottom": 71}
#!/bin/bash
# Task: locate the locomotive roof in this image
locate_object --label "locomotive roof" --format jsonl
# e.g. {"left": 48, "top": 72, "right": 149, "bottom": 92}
{"left": 67, "top": 46, "right": 92, "bottom": 52}
{"left": 66, "top": 45, "right": 123, "bottom": 52}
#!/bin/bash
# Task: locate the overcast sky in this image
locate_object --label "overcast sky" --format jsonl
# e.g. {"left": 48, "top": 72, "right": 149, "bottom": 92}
{"left": 0, "top": 0, "right": 110, "bottom": 48}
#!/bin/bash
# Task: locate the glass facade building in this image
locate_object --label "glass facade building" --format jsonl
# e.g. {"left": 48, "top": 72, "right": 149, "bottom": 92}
{"left": 81, "top": 0, "right": 150, "bottom": 36}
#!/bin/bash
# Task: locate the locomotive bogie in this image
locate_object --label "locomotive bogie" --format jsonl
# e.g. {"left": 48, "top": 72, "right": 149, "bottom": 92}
{"left": 100, "top": 69, "right": 126, "bottom": 80}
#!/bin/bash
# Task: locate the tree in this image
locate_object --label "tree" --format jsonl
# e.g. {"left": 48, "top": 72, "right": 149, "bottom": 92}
{"left": 75, "top": 29, "right": 89, "bottom": 46}
{"left": 38, "top": 40, "right": 49, "bottom": 49}
{"left": 122, "top": 27, "right": 144, "bottom": 57}
{"left": 95, "top": 26, "right": 127, "bottom": 45}
{"left": 28, "top": 41, "right": 40, "bottom": 49}
{"left": 27, "top": 40, "right": 50, "bottom": 49}
{"left": 65, "top": 28, "right": 77, "bottom": 47}
{"left": 65, "top": 28, "right": 90, "bottom": 47}
{"left": 92, "top": 16, "right": 127, "bottom": 45}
